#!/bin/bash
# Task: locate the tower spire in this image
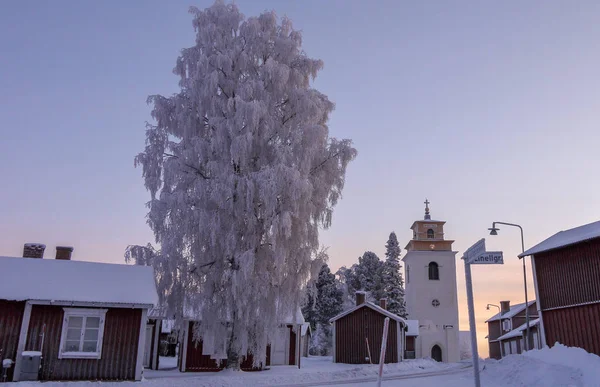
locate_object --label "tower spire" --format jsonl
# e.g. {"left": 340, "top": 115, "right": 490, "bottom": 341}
{"left": 424, "top": 198, "right": 431, "bottom": 220}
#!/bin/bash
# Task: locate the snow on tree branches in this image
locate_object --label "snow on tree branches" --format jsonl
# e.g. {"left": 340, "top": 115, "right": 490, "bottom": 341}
{"left": 382, "top": 232, "right": 407, "bottom": 317}
{"left": 127, "top": 0, "right": 356, "bottom": 370}
{"left": 302, "top": 263, "right": 343, "bottom": 355}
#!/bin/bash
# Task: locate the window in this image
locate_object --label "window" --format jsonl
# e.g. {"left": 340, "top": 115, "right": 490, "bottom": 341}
{"left": 510, "top": 340, "right": 517, "bottom": 354}
{"left": 427, "top": 229, "right": 435, "bottom": 239}
{"left": 503, "top": 342, "right": 510, "bottom": 356}
{"left": 502, "top": 319, "right": 512, "bottom": 332}
{"left": 59, "top": 308, "right": 107, "bottom": 359}
{"left": 406, "top": 265, "right": 410, "bottom": 284}
{"left": 428, "top": 262, "right": 439, "bottom": 280}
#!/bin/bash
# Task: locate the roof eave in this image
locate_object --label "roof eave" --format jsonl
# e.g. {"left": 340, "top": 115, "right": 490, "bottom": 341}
{"left": 26, "top": 299, "right": 155, "bottom": 309}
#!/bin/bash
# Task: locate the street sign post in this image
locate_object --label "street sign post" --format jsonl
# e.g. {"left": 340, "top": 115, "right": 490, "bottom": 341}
{"left": 463, "top": 239, "right": 504, "bottom": 387}
{"left": 376, "top": 317, "right": 390, "bottom": 387}
{"left": 470, "top": 251, "right": 503, "bottom": 265}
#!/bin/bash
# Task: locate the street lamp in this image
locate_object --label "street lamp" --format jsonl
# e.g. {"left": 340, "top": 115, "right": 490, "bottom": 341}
{"left": 486, "top": 304, "right": 500, "bottom": 314}
{"left": 488, "top": 221, "right": 530, "bottom": 351}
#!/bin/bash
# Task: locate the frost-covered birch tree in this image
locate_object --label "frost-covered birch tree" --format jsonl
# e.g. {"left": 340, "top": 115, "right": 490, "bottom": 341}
{"left": 127, "top": 0, "right": 356, "bottom": 370}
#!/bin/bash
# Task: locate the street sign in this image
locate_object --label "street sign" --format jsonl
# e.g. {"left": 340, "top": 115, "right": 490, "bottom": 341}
{"left": 469, "top": 251, "right": 504, "bottom": 265}
{"left": 462, "top": 238, "right": 485, "bottom": 261}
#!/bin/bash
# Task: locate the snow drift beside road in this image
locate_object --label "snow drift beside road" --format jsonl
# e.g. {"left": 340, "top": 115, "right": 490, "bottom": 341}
{"left": 524, "top": 343, "right": 600, "bottom": 386}
{"left": 479, "top": 343, "right": 600, "bottom": 387}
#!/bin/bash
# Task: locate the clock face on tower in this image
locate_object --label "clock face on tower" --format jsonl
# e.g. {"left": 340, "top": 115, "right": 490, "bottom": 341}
{"left": 432, "top": 299, "right": 440, "bottom": 307}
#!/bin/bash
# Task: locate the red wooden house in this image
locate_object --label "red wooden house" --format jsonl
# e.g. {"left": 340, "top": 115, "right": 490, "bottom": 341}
{"left": 329, "top": 292, "right": 407, "bottom": 364}
{"left": 520, "top": 220, "right": 600, "bottom": 356}
{"left": 178, "top": 307, "right": 305, "bottom": 372}
{"left": 485, "top": 300, "right": 538, "bottom": 359}
{"left": 0, "top": 244, "right": 158, "bottom": 382}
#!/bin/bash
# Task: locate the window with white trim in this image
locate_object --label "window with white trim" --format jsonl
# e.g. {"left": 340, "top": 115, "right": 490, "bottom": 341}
{"left": 59, "top": 308, "right": 107, "bottom": 359}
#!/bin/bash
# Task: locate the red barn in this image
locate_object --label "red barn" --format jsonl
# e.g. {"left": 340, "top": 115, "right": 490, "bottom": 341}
{"left": 520, "top": 220, "right": 600, "bottom": 356}
{"left": 329, "top": 292, "right": 407, "bottom": 364}
{"left": 0, "top": 244, "right": 157, "bottom": 382}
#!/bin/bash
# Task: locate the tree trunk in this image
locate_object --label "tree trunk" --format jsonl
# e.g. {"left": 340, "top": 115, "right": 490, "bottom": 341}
{"left": 226, "top": 319, "right": 241, "bottom": 370}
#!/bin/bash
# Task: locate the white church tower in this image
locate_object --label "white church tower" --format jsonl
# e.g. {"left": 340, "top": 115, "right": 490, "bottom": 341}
{"left": 402, "top": 200, "right": 460, "bottom": 363}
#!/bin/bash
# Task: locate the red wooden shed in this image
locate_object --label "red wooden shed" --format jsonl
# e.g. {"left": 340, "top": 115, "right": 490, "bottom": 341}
{"left": 0, "top": 245, "right": 157, "bottom": 382}
{"left": 329, "top": 292, "right": 407, "bottom": 364}
{"left": 520, "top": 220, "right": 600, "bottom": 356}
{"left": 178, "top": 308, "right": 305, "bottom": 372}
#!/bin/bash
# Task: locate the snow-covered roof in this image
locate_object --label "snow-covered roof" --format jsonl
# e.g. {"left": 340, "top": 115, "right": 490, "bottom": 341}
{"left": 497, "top": 318, "right": 540, "bottom": 341}
{"left": 0, "top": 256, "right": 158, "bottom": 307}
{"left": 281, "top": 306, "right": 306, "bottom": 325}
{"left": 519, "top": 220, "right": 600, "bottom": 258}
{"left": 301, "top": 322, "right": 311, "bottom": 337}
{"left": 328, "top": 302, "right": 406, "bottom": 326}
{"left": 485, "top": 301, "right": 536, "bottom": 322}
{"left": 405, "top": 320, "right": 419, "bottom": 336}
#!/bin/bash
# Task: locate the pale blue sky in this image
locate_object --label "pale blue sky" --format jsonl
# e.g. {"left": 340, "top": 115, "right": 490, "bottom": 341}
{"left": 2, "top": 1, "right": 600, "bottom": 355}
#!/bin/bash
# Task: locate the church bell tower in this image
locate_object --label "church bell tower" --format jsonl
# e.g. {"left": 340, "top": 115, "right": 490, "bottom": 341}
{"left": 402, "top": 200, "right": 460, "bottom": 363}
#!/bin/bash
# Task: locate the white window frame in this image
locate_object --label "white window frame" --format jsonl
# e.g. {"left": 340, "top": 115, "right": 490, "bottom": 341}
{"left": 59, "top": 308, "right": 107, "bottom": 360}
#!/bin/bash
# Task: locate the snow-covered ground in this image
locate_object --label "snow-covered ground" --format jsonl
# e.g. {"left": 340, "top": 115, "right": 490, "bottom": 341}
{"left": 14, "top": 344, "right": 600, "bottom": 387}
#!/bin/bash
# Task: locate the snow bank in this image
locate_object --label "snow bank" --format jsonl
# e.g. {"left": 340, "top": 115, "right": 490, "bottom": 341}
{"left": 478, "top": 343, "right": 600, "bottom": 387}
{"left": 481, "top": 354, "right": 583, "bottom": 387}
{"left": 524, "top": 343, "right": 600, "bottom": 386}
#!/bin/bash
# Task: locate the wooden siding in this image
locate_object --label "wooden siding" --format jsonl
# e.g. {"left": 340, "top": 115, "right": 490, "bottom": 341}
{"left": 334, "top": 307, "right": 398, "bottom": 364}
{"left": 542, "top": 303, "right": 600, "bottom": 356}
{"left": 489, "top": 341, "right": 501, "bottom": 360}
{"left": 0, "top": 300, "right": 25, "bottom": 381}
{"left": 25, "top": 305, "right": 142, "bottom": 381}
{"left": 184, "top": 321, "right": 267, "bottom": 372}
{"left": 535, "top": 238, "right": 600, "bottom": 310}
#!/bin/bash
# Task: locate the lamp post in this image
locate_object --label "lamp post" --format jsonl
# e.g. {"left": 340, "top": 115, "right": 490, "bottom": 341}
{"left": 486, "top": 304, "right": 500, "bottom": 314}
{"left": 488, "top": 221, "right": 530, "bottom": 351}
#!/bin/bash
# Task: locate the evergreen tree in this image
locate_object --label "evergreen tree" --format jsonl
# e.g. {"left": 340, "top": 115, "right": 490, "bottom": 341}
{"left": 301, "top": 286, "right": 318, "bottom": 330}
{"left": 304, "top": 264, "right": 343, "bottom": 355}
{"left": 382, "top": 232, "right": 407, "bottom": 317}
{"left": 354, "top": 251, "right": 385, "bottom": 302}
{"left": 311, "top": 323, "right": 332, "bottom": 356}
{"left": 314, "top": 264, "right": 343, "bottom": 325}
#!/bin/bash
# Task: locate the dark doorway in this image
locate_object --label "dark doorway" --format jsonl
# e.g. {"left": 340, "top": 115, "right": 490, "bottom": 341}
{"left": 289, "top": 327, "right": 296, "bottom": 365}
{"left": 431, "top": 345, "right": 442, "bottom": 362}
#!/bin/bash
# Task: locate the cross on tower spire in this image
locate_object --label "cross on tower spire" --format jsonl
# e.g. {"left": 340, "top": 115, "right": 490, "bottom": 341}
{"left": 424, "top": 198, "right": 431, "bottom": 220}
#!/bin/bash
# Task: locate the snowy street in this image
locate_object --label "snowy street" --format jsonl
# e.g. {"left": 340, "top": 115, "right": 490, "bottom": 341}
{"left": 14, "top": 344, "right": 600, "bottom": 387}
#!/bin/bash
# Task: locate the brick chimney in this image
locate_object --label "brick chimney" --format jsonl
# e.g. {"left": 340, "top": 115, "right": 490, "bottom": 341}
{"left": 23, "top": 243, "right": 46, "bottom": 259}
{"left": 379, "top": 298, "right": 387, "bottom": 310}
{"left": 355, "top": 291, "right": 366, "bottom": 306}
{"left": 500, "top": 300, "right": 511, "bottom": 315}
{"left": 56, "top": 246, "right": 74, "bottom": 260}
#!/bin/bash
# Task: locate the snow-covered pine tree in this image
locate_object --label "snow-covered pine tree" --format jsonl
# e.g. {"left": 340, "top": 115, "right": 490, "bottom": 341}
{"left": 382, "top": 232, "right": 407, "bottom": 317}
{"left": 311, "top": 323, "right": 331, "bottom": 356}
{"left": 354, "top": 251, "right": 384, "bottom": 302}
{"left": 127, "top": 1, "right": 356, "bottom": 370}
{"left": 314, "top": 263, "right": 343, "bottom": 325}
{"left": 305, "top": 263, "right": 342, "bottom": 355}
{"left": 301, "top": 285, "right": 318, "bottom": 330}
